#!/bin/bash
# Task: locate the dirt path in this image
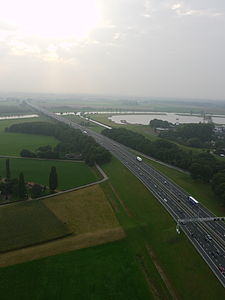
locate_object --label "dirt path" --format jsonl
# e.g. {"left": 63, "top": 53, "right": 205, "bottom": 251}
{"left": 0, "top": 227, "right": 125, "bottom": 268}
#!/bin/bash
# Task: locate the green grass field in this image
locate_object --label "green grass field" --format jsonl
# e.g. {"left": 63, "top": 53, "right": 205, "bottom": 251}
{"left": 0, "top": 115, "right": 225, "bottom": 298}
{"left": 0, "top": 201, "right": 71, "bottom": 252}
{"left": 0, "top": 158, "right": 99, "bottom": 190}
{"left": 101, "top": 157, "right": 225, "bottom": 299}
{"left": 0, "top": 118, "right": 58, "bottom": 156}
{"left": 0, "top": 156, "right": 225, "bottom": 299}
{"left": 0, "top": 239, "right": 152, "bottom": 300}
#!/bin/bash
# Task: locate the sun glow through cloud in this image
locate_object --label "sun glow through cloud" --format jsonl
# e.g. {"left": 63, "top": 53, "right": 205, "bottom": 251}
{"left": 0, "top": 0, "right": 102, "bottom": 40}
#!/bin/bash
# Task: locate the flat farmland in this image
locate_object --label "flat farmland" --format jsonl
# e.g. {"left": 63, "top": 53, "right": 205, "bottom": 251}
{"left": 0, "top": 201, "right": 71, "bottom": 253}
{"left": 0, "top": 118, "right": 58, "bottom": 156}
{"left": 44, "top": 184, "right": 121, "bottom": 234}
{"left": 0, "top": 158, "right": 99, "bottom": 190}
{"left": 0, "top": 185, "right": 125, "bottom": 267}
{"left": 0, "top": 239, "right": 151, "bottom": 300}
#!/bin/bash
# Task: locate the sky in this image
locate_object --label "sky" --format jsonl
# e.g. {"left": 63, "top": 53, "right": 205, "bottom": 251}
{"left": 0, "top": 0, "right": 225, "bottom": 99}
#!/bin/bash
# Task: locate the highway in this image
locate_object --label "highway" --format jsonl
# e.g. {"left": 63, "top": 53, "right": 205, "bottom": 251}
{"left": 27, "top": 102, "right": 225, "bottom": 287}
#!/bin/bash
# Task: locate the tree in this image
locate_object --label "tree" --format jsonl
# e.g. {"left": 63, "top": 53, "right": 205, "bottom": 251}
{"left": 5, "top": 159, "right": 10, "bottom": 180}
{"left": 49, "top": 166, "right": 58, "bottom": 192}
{"left": 18, "top": 172, "right": 27, "bottom": 200}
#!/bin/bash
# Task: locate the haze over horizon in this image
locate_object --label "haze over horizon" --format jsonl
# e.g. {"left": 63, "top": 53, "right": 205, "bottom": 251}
{"left": 0, "top": 0, "right": 225, "bottom": 100}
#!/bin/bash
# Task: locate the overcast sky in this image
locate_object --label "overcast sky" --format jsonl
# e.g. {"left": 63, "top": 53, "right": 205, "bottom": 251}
{"left": 0, "top": 0, "right": 225, "bottom": 99}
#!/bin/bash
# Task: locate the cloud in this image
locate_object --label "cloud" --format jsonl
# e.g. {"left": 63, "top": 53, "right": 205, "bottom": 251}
{"left": 171, "top": 2, "right": 224, "bottom": 17}
{"left": 0, "top": 20, "right": 16, "bottom": 32}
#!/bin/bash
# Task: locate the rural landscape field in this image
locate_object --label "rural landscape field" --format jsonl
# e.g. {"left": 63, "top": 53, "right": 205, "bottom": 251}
{"left": 1, "top": 1, "right": 225, "bottom": 298}
{"left": 0, "top": 98, "right": 225, "bottom": 299}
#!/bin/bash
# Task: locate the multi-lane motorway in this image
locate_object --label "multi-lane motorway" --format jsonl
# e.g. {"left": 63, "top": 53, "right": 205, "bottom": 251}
{"left": 28, "top": 102, "right": 225, "bottom": 287}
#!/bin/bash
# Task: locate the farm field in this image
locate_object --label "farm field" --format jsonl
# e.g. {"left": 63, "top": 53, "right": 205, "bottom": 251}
{"left": 101, "top": 157, "right": 225, "bottom": 299}
{"left": 0, "top": 118, "right": 58, "bottom": 156}
{"left": 0, "top": 239, "right": 151, "bottom": 300}
{"left": 0, "top": 109, "right": 225, "bottom": 298}
{"left": 33, "top": 97, "right": 225, "bottom": 114}
{"left": 0, "top": 184, "right": 124, "bottom": 267}
{"left": 44, "top": 184, "right": 120, "bottom": 235}
{"left": 0, "top": 201, "right": 71, "bottom": 252}
{"left": 0, "top": 102, "right": 33, "bottom": 115}
{"left": 0, "top": 157, "right": 224, "bottom": 298}
{"left": 0, "top": 158, "right": 99, "bottom": 191}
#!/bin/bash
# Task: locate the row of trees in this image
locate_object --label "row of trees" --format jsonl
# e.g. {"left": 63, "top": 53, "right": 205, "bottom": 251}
{"left": 102, "top": 127, "right": 225, "bottom": 202}
{"left": 0, "top": 159, "right": 58, "bottom": 201}
{"left": 6, "top": 121, "right": 112, "bottom": 165}
{"left": 158, "top": 123, "right": 215, "bottom": 148}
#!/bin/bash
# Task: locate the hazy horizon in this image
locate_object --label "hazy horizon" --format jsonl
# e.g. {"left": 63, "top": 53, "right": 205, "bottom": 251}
{"left": 1, "top": 0, "right": 225, "bottom": 100}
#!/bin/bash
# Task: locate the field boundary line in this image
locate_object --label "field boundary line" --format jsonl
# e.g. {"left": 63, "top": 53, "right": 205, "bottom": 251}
{"left": 145, "top": 244, "right": 179, "bottom": 300}
{"left": 136, "top": 254, "right": 161, "bottom": 300}
{"left": 0, "top": 155, "right": 84, "bottom": 163}
{"left": 108, "top": 182, "right": 132, "bottom": 217}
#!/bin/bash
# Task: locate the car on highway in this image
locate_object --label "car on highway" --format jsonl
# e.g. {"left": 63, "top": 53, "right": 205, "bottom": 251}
{"left": 216, "top": 249, "right": 223, "bottom": 257}
{"left": 163, "top": 198, "right": 167, "bottom": 202}
{"left": 218, "top": 265, "right": 225, "bottom": 274}
{"left": 207, "top": 234, "right": 212, "bottom": 240}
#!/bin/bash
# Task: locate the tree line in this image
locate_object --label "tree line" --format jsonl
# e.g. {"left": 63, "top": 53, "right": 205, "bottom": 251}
{"left": 102, "top": 127, "right": 225, "bottom": 203}
{"left": 6, "top": 121, "right": 112, "bottom": 165}
{"left": 158, "top": 122, "right": 215, "bottom": 148}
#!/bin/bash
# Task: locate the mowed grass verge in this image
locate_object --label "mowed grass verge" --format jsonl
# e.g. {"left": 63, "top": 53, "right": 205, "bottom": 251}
{"left": 0, "top": 118, "right": 58, "bottom": 156}
{"left": 0, "top": 201, "right": 71, "bottom": 252}
{"left": 0, "top": 158, "right": 99, "bottom": 190}
{"left": 101, "top": 157, "right": 225, "bottom": 299}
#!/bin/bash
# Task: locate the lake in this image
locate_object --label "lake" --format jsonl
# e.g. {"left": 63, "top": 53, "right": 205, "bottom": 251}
{"left": 108, "top": 113, "right": 225, "bottom": 125}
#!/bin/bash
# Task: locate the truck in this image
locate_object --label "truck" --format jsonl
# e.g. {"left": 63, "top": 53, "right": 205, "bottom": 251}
{"left": 136, "top": 156, "right": 142, "bottom": 162}
{"left": 188, "top": 195, "right": 199, "bottom": 206}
